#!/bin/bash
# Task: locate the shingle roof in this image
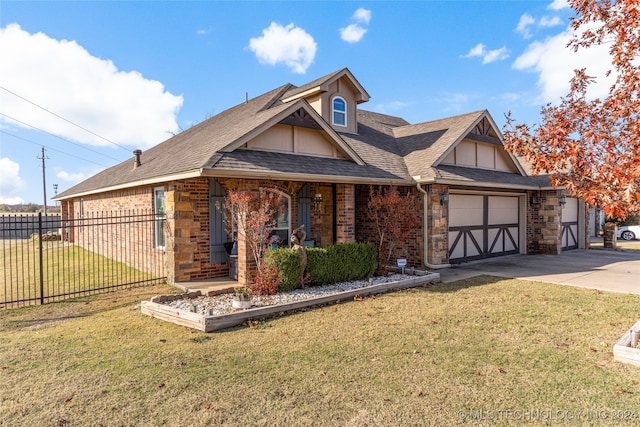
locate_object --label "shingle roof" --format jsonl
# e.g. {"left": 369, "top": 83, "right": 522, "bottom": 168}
{"left": 433, "top": 164, "right": 550, "bottom": 187}
{"left": 57, "top": 70, "right": 545, "bottom": 199}
{"left": 209, "top": 150, "right": 405, "bottom": 182}
{"left": 393, "top": 110, "right": 487, "bottom": 179}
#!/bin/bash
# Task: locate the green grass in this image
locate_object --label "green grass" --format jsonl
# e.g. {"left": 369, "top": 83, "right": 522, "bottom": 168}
{"left": 590, "top": 239, "right": 640, "bottom": 253}
{"left": 1, "top": 239, "right": 161, "bottom": 306}
{"left": 1, "top": 276, "right": 639, "bottom": 426}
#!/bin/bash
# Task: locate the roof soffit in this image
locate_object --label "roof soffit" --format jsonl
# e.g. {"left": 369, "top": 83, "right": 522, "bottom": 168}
{"left": 221, "top": 99, "right": 366, "bottom": 166}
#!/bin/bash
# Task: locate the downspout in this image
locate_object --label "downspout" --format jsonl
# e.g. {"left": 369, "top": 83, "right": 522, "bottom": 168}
{"left": 415, "top": 183, "right": 429, "bottom": 268}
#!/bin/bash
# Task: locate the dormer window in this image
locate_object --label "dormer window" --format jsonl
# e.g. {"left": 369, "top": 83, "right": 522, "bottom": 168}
{"left": 332, "top": 96, "right": 347, "bottom": 127}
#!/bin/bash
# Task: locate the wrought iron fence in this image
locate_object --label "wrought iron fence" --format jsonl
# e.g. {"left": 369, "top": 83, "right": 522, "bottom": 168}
{"left": 1, "top": 210, "right": 166, "bottom": 308}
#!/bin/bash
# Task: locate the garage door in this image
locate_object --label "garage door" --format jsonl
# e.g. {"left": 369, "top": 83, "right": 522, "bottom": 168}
{"left": 561, "top": 197, "right": 578, "bottom": 250}
{"left": 448, "top": 194, "right": 520, "bottom": 263}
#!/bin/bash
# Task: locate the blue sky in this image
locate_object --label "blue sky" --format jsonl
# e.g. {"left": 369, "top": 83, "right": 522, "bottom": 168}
{"left": 0, "top": 0, "right": 612, "bottom": 205}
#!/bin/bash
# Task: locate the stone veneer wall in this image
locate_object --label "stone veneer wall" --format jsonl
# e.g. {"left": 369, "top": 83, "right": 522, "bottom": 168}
{"left": 310, "top": 183, "right": 334, "bottom": 246}
{"left": 425, "top": 184, "right": 449, "bottom": 266}
{"left": 354, "top": 185, "right": 424, "bottom": 269}
{"left": 164, "top": 178, "right": 230, "bottom": 284}
{"left": 526, "top": 190, "right": 562, "bottom": 255}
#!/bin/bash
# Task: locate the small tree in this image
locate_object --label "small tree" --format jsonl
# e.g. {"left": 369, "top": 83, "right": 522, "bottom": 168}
{"left": 367, "top": 185, "right": 421, "bottom": 274}
{"left": 225, "top": 189, "right": 281, "bottom": 295}
{"left": 503, "top": 0, "right": 640, "bottom": 219}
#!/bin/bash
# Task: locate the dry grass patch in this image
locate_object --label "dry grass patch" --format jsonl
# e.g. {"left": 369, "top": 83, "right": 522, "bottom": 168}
{"left": 1, "top": 276, "right": 639, "bottom": 426}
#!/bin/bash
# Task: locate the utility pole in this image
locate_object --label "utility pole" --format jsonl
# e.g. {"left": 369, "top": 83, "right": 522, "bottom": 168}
{"left": 37, "top": 147, "right": 49, "bottom": 216}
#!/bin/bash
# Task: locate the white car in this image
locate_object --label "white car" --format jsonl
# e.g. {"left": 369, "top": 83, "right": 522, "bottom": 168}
{"left": 616, "top": 225, "right": 640, "bottom": 241}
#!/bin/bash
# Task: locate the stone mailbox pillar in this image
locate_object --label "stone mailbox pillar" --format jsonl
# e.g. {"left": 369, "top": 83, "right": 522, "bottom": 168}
{"left": 603, "top": 222, "right": 617, "bottom": 249}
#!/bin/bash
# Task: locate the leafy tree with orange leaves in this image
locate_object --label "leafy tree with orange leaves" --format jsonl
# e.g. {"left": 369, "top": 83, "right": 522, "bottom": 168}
{"left": 503, "top": 0, "right": 639, "bottom": 219}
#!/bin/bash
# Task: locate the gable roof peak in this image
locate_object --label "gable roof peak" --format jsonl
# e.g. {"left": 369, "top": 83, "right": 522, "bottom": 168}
{"left": 281, "top": 68, "right": 370, "bottom": 104}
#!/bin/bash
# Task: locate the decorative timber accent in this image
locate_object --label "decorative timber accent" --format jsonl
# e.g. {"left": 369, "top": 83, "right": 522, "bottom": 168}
{"left": 279, "top": 108, "right": 323, "bottom": 130}
{"left": 472, "top": 117, "right": 494, "bottom": 137}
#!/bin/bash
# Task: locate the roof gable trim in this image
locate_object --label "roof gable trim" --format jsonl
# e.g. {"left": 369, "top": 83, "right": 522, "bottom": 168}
{"left": 281, "top": 69, "right": 370, "bottom": 104}
{"left": 433, "top": 111, "right": 527, "bottom": 176}
{"left": 221, "top": 99, "right": 366, "bottom": 166}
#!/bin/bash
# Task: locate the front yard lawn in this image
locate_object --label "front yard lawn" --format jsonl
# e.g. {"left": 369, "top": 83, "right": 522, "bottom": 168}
{"left": 1, "top": 276, "right": 639, "bottom": 426}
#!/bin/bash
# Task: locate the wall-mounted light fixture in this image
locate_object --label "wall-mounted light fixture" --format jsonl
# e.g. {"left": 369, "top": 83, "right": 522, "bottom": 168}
{"left": 439, "top": 193, "right": 449, "bottom": 206}
{"left": 530, "top": 194, "right": 538, "bottom": 205}
{"left": 559, "top": 194, "right": 566, "bottom": 207}
{"left": 313, "top": 193, "right": 323, "bottom": 211}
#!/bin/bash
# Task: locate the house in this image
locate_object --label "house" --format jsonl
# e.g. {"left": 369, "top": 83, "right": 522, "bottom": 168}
{"left": 55, "top": 68, "right": 589, "bottom": 286}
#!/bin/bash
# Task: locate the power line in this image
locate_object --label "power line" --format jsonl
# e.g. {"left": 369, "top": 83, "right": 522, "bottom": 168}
{"left": 0, "top": 112, "right": 122, "bottom": 162}
{"left": 0, "top": 85, "right": 130, "bottom": 151}
{"left": 1, "top": 130, "right": 111, "bottom": 167}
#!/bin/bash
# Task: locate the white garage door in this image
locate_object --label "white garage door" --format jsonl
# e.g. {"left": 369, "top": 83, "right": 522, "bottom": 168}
{"left": 448, "top": 194, "right": 520, "bottom": 263}
{"left": 561, "top": 197, "right": 579, "bottom": 250}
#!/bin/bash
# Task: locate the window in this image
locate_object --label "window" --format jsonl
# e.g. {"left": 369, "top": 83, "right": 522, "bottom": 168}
{"left": 332, "top": 96, "right": 346, "bottom": 127}
{"left": 269, "top": 191, "right": 290, "bottom": 247}
{"left": 154, "top": 187, "right": 165, "bottom": 249}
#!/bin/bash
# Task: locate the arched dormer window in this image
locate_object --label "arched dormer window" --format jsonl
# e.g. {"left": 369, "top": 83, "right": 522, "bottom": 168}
{"left": 332, "top": 96, "right": 347, "bottom": 127}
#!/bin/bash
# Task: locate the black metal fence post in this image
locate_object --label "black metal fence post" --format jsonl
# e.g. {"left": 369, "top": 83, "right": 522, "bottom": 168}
{"left": 38, "top": 212, "right": 44, "bottom": 305}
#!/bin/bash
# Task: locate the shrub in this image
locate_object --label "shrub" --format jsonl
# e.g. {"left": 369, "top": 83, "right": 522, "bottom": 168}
{"left": 266, "top": 248, "right": 303, "bottom": 292}
{"left": 250, "top": 262, "right": 280, "bottom": 296}
{"left": 306, "top": 242, "right": 376, "bottom": 286}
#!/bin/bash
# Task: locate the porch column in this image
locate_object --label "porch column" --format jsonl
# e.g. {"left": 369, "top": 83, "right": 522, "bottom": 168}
{"left": 425, "top": 184, "right": 449, "bottom": 266}
{"left": 529, "top": 190, "right": 562, "bottom": 255}
{"left": 335, "top": 183, "right": 355, "bottom": 243}
{"left": 165, "top": 182, "right": 197, "bottom": 284}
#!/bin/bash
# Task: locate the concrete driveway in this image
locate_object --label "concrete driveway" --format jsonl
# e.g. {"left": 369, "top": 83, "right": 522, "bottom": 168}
{"left": 437, "top": 249, "right": 640, "bottom": 295}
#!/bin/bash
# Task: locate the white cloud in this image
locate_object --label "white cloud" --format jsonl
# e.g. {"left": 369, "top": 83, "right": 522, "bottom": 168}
{"left": 353, "top": 8, "right": 372, "bottom": 25}
{"left": 340, "top": 24, "right": 367, "bottom": 43}
{"left": 0, "top": 24, "right": 183, "bottom": 149}
{"left": 463, "top": 43, "right": 509, "bottom": 64}
{"left": 512, "top": 26, "right": 614, "bottom": 102}
{"left": 196, "top": 28, "right": 212, "bottom": 35}
{"left": 248, "top": 22, "right": 317, "bottom": 74}
{"left": 516, "top": 13, "right": 536, "bottom": 39}
{"left": 374, "top": 101, "right": 409, "bottom": 114}
{"left": 340, "top": 8, "right": 371, "bottom": 43}
{"left": 0, "top": 157, "right": 26, "bottom": 204}
{"left": 548, "top": 0, "right": 569, "bottom": 10}
{"left": 483, "top": 47, "right": 510, "bottom": 64}
{"left": 56, "top": 170, "right": 90, "bottom": 183}
{"left": 539, "top": 15, "right": 563, "bottom": 28}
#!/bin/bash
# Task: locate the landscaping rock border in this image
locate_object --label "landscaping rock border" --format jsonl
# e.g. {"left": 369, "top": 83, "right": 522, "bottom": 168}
{"left": 141, "top": 272, "right": 440, "bottom": 332}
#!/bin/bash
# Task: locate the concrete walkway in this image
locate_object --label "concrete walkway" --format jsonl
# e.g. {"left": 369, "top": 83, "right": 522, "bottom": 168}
{"left": 437, "top": 249, "right": 640, "bottom": 295}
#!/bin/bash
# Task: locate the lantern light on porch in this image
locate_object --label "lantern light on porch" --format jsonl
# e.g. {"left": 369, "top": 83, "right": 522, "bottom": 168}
{"left": 313, "top": 193, "right": 323, "bottom": 211}
{"left": 530, "top": 194, "right": 538, "bottom": 205}
{"left": 439, "top": 193, "right": 449, "bottom": 206}
{"left": 559, "top": 194, "right": 566, "bottom": 207}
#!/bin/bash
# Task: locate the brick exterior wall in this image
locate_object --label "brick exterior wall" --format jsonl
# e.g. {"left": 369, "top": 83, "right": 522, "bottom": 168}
{"left": 61, "top": 175, "right": 588, "bottom": 286}
{"left": 336, "top": 184, "right": 355, "bottom": 242}
{"left": 61, "top": 187, "right": 165, "bottom": 278}
{"left": 354, "top": 185, "right": 424, "bottom": 269}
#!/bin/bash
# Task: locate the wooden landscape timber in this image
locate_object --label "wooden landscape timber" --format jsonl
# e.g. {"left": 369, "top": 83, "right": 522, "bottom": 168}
{"left": 141, "top": 273, "right": 439, "bottom": 332}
